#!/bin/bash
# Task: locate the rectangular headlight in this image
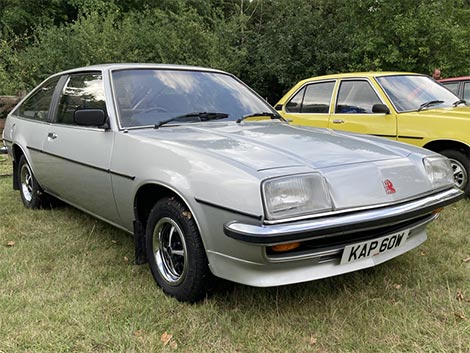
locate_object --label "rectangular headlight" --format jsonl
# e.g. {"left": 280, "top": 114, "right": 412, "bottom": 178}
{"left": 423, "top": 156, "right": 454, "bottom": 189}
{"left": 262, "top": 173, "right": 332, "bottom": 220}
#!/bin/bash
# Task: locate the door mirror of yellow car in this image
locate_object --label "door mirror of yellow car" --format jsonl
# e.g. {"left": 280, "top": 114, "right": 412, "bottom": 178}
{"left": 372, "top": 104, "right": 390, "bottom": 114}
{"left": 274, "top": 104, "right": 283, "bottom": 111}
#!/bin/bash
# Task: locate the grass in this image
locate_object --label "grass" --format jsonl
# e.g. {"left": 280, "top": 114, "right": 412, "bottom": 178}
{"left": 0, "top": 154, "right": 469, "bottom": 353}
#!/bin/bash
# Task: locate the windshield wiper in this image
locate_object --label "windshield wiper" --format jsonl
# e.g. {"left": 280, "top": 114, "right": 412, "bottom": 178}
{"left": 154, "top": 112, "right": 229, "bottom": 129}
{"left": 418, "top": 100, "right": 444, "bottom": 112}
{"left": 236, "top": 111, "right": 286, "bottom": 124}
{"left": 452, "top": 99, "right": 467, "bottom": 107}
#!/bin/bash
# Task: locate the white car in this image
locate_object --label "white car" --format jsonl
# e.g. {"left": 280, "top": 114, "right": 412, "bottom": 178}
{"left": 2, "top": 64, "right": 463, "bottom": 301}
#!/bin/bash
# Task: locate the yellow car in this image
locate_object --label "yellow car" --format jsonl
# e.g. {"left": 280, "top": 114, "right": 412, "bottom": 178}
{"left": 275, "top": 72, "right": 470, "bottom": 196}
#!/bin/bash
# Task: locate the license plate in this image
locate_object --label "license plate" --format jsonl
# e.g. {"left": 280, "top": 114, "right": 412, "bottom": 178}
{"left": 340, "top": 229, "right": 410, "bottom": 265}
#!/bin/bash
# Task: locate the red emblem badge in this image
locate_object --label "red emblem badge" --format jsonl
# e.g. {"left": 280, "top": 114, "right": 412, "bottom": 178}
{"left": 383, "top": 179, "right": 396, "bottom": 194}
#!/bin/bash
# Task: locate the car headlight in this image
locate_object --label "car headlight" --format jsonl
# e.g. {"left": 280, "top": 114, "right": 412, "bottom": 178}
{"left": 262, "top": 173, "right": 332, "bottom": 220}
{"left": 423, "top": 156, "right": 454, "bottom": 189}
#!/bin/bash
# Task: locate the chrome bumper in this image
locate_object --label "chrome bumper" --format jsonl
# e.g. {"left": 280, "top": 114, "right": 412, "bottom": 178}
{"left": 224, "top": 188, "right": 463, "bottom": 245}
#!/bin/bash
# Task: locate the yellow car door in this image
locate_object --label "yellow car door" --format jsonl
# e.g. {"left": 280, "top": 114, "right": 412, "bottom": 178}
{"left": 275, "top": 80, "right": 335, "bottom": 128}
{"left": 328, "top": 79, "right": 397, "bottom": 139}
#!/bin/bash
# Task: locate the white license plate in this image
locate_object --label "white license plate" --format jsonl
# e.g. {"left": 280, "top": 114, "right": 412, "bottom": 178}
{"left": 340, "top": 229, "right": 410, "bottom": 265}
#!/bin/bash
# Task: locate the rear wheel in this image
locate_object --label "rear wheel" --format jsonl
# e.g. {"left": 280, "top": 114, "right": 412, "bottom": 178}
{"left": 17, "top": 155, "right": 47, "bottom": 209}
{"left": 145, "top": 197, "right": 213, "bottom": 302}
{"left": 440, "top": 149, "right": 469, "bottom": 196}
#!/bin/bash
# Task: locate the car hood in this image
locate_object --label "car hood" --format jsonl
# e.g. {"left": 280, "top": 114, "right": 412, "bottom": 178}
{"left": 406, "top": 105, "right": 470, "bottom": 119}
{"left": 134, "top": 122, "right": 407, "bottom": 171}
{"left": 132, "top": 122, "right": 434, "bottom": 208}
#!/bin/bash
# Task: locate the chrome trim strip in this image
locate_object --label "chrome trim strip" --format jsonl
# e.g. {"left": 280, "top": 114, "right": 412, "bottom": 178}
{"left": 224, "top": 188, "right": 463, "bottom": 245}
{"left": 398, "top": 135, "right": 424, "bottom": 140}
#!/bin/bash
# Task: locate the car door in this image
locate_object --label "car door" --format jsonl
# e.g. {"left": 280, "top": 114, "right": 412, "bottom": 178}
{"left": 328, "top": 79, "right": 397, "bottom": 139}
{"left": 280, "top": 81, "right": 335, "bottom": 128}
{"left": 41, "top": 72, "right": 120, "bottom": 224}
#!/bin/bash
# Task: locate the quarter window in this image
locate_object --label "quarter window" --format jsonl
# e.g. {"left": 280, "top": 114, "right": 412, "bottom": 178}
{"left": 285, "top": 81, "right": 334, "bottom": 113}
{"left": 285, "top": 87, "right": 305, "bottom": 113}
{"left": 16, "top": 76, "right": 60, "bottom": 121}
{"left": 56, "top": 73, "right": 106, "bottom": 125}
{"left": 336, "top": 80, "right": 382, "bottom": 114}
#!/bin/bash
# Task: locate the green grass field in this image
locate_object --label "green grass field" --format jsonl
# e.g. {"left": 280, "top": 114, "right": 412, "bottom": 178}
{"left": 0, "top": 155, "right": 469, "bottom": 353}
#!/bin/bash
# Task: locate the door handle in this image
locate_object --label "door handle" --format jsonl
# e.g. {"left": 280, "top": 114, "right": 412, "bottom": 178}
{"left": 47, "top": 132, "right": 58, "bottom": 140}
{"left": 332, "top": 119, "right": 345, "bottom": 124}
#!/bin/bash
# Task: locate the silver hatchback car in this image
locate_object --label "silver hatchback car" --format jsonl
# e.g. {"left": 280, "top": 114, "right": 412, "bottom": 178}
{"left": 2, "top": 64, "right": 463, "bottom": 301}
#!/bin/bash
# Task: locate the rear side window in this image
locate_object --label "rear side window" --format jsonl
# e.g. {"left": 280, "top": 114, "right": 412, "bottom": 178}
{"left": 16, "top": 76, "right": 60, "bottom": 121}
{"left": 285, "top": 81, "right": 334, "bottom": 113}
{"left": 56, "top": 73, "right": 106, "bottom": 125}
{"left": 463, "top": 82, "right": 470, "bottom": 101}
{"left": 336, "top": 80, "right": 382, "bottom": 114}
{"left": 442, "top": 82, "right": 459, "bottom": 96}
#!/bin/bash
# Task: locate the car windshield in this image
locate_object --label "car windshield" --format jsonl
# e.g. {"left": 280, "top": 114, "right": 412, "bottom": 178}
{"left": 376, "top": 75, "right": 459, "bottom": 112}
{"left": 112, "top": 68, "right": 273, "bottom": 128}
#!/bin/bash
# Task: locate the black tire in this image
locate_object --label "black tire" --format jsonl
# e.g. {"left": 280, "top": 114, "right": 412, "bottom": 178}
{"left": 440, "top": 149, "right": 470, "bottom": 196}
{"left": 145, "top": 197, "right": 213, "bottom": 302}
{"left": 17, "top": 155, "right": 48, "bottom": 209}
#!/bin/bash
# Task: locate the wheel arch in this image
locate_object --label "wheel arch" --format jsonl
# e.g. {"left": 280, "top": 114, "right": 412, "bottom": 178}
{"left": 423, "top": 139, "right": 470, "bottom": 156}
{"left": 132, "top": 181, "right": 206, "bottom": 264}
{"left": 11, "top": 143, "right": 27, "bottom": 190}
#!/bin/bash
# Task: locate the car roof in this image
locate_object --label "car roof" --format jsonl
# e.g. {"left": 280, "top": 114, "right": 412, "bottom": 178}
{"left": 299, "top": 71, "right": 422, "bottom": 83}
{"left": 53, "top": 63, "right": 227, "bottom": 76}
{"left": 439, "top": 76, "right": 470, "bottom": 83}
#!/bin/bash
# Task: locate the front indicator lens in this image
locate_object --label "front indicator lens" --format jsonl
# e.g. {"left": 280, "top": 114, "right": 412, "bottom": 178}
{"left": 270, "top": 242, "right": 301, "bottom": 252}
{"left": 262, "top": 173, "right": 332, "bottom": 220}
{"left": 423, "top": 156, "right": 454, "bottom": 189}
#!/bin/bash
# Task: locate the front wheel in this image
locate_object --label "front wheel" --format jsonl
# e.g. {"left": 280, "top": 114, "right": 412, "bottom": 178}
{"left": 440, "top": 149, "right": 469, "bottom": 196}
{"left": 145, "top": 197, "right": 213, "bottom": 302}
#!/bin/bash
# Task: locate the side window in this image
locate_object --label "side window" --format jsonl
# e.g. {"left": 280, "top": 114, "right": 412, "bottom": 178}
{"left": 463, "top": 82, "right": 470, "bottom": 101}
{"left": 335, "top": 80, "right": 382, "bottom": 114}
{"left": 56, "top": 73, "right": 106, "bottom": 125}
{"left": 285, "top": 87, "right": 305, "bottom": 113}
{"left": 285, "top": 82, "right": 335, "bottom": 114}
{"left": 302, "top": 82, "right": 335, "bottom": 113}
{"left": 442, "top": 82, "right": 459, "bottom": 96}
{"left": 16, "top": 76, "right": 60, "bottom": 121}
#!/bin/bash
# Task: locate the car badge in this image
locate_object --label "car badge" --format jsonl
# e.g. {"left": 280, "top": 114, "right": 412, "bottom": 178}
{"left": 383, "top": 179, "right": 396, "bottom": 194}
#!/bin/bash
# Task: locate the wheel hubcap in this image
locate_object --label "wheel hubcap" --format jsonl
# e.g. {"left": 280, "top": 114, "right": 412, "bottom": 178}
{"left": 152, "top": 217, "right": 188, "bottom": 286}
{"left": 449, "top": 158, "right": 468, "bottom": 190}
{"left": 20, "top": 163, "right": 33, "bottom": 202}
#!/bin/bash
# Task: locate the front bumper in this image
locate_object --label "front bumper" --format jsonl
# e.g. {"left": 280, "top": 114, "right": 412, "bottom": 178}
{"left": 224, "top": 188, "right": 463, "bottom": 245}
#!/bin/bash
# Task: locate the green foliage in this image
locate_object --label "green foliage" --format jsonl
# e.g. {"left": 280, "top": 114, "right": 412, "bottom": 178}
{"left": 344, "top": 0, "right": 470, "bottom": 75}
{"left": 2, "top": 0, "right": 470, "bottom": 100}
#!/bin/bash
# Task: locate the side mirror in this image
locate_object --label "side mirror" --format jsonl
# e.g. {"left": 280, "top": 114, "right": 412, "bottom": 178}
{"left": 274, "top": 104, "right": 283, "bottom": 111}
{"left": 372, "top": 104, "right": 390, "bottom": 114}
{"left": 74, "top": 109, "right": 107, "bottom": 127}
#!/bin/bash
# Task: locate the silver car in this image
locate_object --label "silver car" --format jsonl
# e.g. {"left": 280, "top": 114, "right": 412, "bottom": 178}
{"left": 2, "top": 64, "right": 463, "bottom": 302}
